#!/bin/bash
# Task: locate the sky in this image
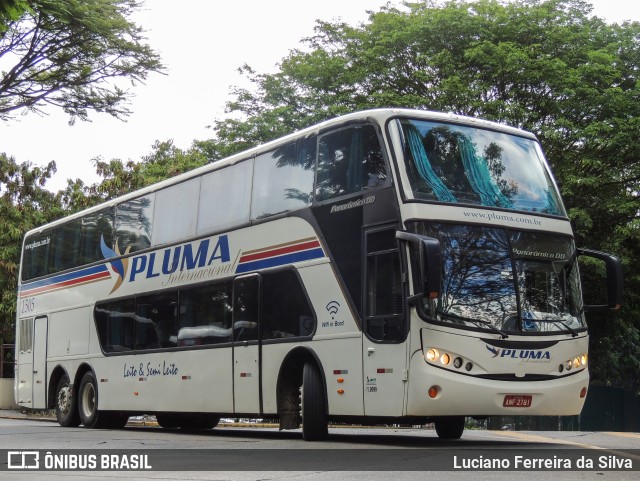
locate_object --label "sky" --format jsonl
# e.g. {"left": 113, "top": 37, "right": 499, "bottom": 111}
{"left": 1, "top": 0, "right": 639, "bottom": 192}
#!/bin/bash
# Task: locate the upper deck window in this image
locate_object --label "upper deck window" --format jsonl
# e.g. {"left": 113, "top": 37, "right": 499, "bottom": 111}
{"left": 399, "top": 119, "right": 565, "bottom": 216}
{"left": 315, "top": 124, "right": 387, "bottom": 202}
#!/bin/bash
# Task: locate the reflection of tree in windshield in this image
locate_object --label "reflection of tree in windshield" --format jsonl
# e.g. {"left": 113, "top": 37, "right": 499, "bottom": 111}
{"left": 424, "top": 126, "right": 517, "bottom": 207}
{"left": 432, "top": 225, "right": 517, "bottom": 328}
{"left": 411, "top": 221, "right": 586, "bottom": 334}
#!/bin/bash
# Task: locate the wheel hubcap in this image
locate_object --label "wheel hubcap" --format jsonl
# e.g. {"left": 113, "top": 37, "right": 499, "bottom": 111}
{"left": 81, "top": 383, "right": 96, "bottom": 418}
{"left": 57, "top": 386, "right": 71, "bottom": 415}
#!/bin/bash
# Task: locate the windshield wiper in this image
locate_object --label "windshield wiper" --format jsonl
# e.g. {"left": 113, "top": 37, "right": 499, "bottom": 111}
{"left": 437, "top": 311, "right": 509, "bottom": 339}
{"left": 528, "top": 318, "right": 578, "bottom": 337}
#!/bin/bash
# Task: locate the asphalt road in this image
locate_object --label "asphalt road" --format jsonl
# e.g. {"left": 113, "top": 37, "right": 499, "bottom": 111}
{"left": 0, "top": 412, "right": 638, "bottom": 480}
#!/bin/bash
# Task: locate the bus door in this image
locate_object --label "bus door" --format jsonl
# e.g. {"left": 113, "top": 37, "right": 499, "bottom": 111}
{"left": 32, "top": 316, "right": 48, "bottom": 408}
{"left": 16, "top": 316, "right": 48, "bottom": 408}
{"left": 232, "top": 275, "right": 262, "bottom": 414}
{"left": 362, "top": 227, "right": 408, "bottom": 416}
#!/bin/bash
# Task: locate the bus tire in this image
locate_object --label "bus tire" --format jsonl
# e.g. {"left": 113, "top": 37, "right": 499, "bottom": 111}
{"left": 55, "top": 374, "right": 80, "bottom": 427}
{"left": 156, "top": 414, "right": 180, "bottom": 429}
{"left": 106, "top": 412, "right": 129, "bottom": 429}
{"left": 177, "top": 414, "right": 220, "bottom": 430}
{"left": 78, "top": 371, "right": 107, "bottom": 429}
{"left": 301, "top": 362, "right": 328, "bottom": 441}
{"left": 434, "top": 416, "right": 465, "bottom": 439}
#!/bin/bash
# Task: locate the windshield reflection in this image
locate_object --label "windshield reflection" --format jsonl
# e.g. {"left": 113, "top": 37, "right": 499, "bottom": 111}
{"left": 399, "top": 119, "right": 565, "bottom": 216}
{"left": 410, "top": 223, "right": 585, "bottom": 334}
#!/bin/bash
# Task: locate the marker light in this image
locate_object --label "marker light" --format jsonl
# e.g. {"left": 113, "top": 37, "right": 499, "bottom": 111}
{"left": 581, "top": 354, "right": 588, "bottom": 366}
{"left": 426, "top": 349, "right": 439, "bottom": 362}
{"left": 440, "top": 353, "right": 451, "bottom": 366}
{"left": 580, "top": 387, "right": 587, "bottom": 398}
{"left": 428, "top": 386, "right": 440, "bottom": 399}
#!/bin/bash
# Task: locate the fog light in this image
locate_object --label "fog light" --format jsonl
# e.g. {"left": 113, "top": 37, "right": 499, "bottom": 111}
{"left": 426, "top": 349, "right": 439, "bottom": 362}
{"left": 440, "top": 353, "right": 451, "bottom": 365}
{"left": 453, "top": 357, "right": 463, "bottom": 369}
{"left": 558, "top": 364, "right": 564, "bottom": 373}
{"left": 573, "top": 357, "right": 580, "bottom": 369}
{"left": 565, "top": 360, "right": 572, "bottom": 371}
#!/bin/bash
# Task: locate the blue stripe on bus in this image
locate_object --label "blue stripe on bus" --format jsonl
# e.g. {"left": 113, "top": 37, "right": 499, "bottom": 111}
{"left": 21, "top": 264, "right": 110, "bottom": 291}
{"left": 235, "top": 248, "right": 325, "bottom": 274}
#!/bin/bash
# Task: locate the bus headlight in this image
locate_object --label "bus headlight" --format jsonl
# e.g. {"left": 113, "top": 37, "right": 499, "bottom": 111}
{"left": 425, "top": 349, "right": 439, "bottom": 362}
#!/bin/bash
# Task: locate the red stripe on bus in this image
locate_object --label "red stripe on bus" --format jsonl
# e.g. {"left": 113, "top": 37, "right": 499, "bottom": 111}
{"left": 239, "top": 240, "right": 320, "bottom": 263}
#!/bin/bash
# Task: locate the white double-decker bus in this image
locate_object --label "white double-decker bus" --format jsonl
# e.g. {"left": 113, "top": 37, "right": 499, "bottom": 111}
{"left": 15, "top": 109, "right": 622, "bottom": 440}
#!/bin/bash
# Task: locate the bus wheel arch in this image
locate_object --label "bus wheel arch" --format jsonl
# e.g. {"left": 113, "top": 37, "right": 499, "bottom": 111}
{"left": 73, "top": 364, "right": 118, "bottom": 429}
{"left": 276, "top": 347, "right": 328, "bottom": 440}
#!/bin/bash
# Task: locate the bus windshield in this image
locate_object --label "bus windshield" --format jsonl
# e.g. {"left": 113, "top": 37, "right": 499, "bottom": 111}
{"left": 399, "top": 118, "right": 565, "bottom": 216}
{"left": 409, "top": 222, "right": 586, "bottom": 335}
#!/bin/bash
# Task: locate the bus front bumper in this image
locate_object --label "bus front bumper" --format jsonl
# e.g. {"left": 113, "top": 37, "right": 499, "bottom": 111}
{"left": 406, "top": 360, "right": 589, "bottom": 417}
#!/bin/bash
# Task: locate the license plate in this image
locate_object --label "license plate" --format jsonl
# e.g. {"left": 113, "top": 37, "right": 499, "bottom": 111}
{"left": 503, "top": 395, "right": 532, "bottom": 407}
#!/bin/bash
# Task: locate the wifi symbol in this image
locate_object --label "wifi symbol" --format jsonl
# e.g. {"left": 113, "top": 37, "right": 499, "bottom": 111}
{"left": 326, "top": 301, "right": 340, "bottom": 319}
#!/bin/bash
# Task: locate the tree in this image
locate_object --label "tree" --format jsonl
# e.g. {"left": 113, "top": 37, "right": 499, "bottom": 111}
{"left": 0, "top": 154, "right": 62, "bottom": 344}
{"left": 0, "top": 0, "right": 164, "bottom": 122}
{"left": 205, "top": 0, "right": 640, "bottom": 392}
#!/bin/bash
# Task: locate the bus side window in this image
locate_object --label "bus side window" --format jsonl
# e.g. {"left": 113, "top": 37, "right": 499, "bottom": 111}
{"left": 365, "top": 228, "right": 404, "bottom": 342}
{"left": 94, "top": 300, "right": 135, "bottom": 353}
{"left": 233, "top": 276, "right": 260, "bottom": 342}
{"left": 136, "top": 292, "right": 178, "bottom": 349}
{"left": 315, "top": 124, "right": 387, "bottom": 202}
{"left": 262, "top": 270, "right": 316, "bottom": 339}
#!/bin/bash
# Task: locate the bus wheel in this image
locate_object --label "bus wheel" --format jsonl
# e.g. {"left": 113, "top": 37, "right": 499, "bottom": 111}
{"left": 301, "top": 362, "right": 328, "bottom": 441}
{"left": 156, "top": 414, "right": 180, "bottom": 429}
{"left": 78, "top": 371, "right": 106, "bottom": 429}
{"left": 106, "top": 412, "right": 129, "bottom": 429}
{"left": 55, "top": 374, "right": 80, "bottom": 427}
{"left": 178, "top": 414, "right": 220, "bottom": 430}
{"left": 434, "top": 416, "right": 465, "bottom": 439}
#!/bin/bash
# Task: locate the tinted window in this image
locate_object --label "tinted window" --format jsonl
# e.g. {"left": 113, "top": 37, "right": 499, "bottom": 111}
{"left": 79, "top": 208, "right": 114, "bottom": 266}
{"left": 22, "top": 233, "right": 51, "bottom": 280}
{"left": 136, "top": 291, "right": 178, "bottom": 349}
{"left": 262, "top": 270, "right": 315, "bottom": 339}
{"left": 48, "top": 220, "right": 80, "bottom": 273}
{"left": 95, "top": 299, "right": 135, "bottom": 353}
{"left": 365, "top": 229, "right": 404, "bottom": 342}
{"left": 316, "top": 125, "right": 386, "bottom": 201}
{"left": 233, "top": 276, "right": 260, "bottom": 342}
{"left": 178, "top": 282, "right": 233, "bottom": 346}
{"left": 116, "top": 195, "right": 154, "bottom": 253}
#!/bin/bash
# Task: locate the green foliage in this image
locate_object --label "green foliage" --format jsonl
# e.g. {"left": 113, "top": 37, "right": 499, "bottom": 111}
{"left": 0, "top": 154, "right": 61, "bottom": 343}
{"left": 0, "top": 1, "right": 29, "bottom": 31}
{"left": 0, "top": 0, "right": 164, "bottom": 122}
